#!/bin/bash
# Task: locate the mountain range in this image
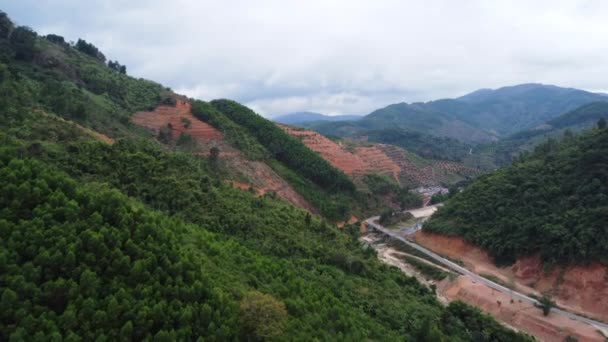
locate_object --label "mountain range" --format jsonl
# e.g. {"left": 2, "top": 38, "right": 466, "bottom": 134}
{"left": 300, "top": 83, "right": 607, "bottom": 142}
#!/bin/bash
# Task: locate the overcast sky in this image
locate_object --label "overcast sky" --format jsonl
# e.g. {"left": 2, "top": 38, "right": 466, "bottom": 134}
{"left": 3, "top": 0, "right": 608, "bottom": 117}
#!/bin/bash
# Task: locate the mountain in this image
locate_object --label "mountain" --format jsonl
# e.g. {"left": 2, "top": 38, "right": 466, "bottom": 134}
{"left": 0, "top": 11, "right": 530, "bottom": 340}
{"left": 425, "top": 125, "right": 608, "bottom": 266}
{"left": 463, "top": 101, "right": 608, "bottom": 170}
{"left": 301, "top": 84, "right": 607, "bottom": 166}
{"left": 423, "top": 125, "right": 608, "bottom": 322}
{"left": 273, "top": 111, "right": 362, "bottom": 125}
{"left": 360, "top": 102, "right": 497, "bottom": 143}
{"left": 429, "top": 83, "right": 608, "bottom": 135}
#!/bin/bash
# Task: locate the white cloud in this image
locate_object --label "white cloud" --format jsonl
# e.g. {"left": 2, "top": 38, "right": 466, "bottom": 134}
{"left": 4, "top": 0, "right": 608, "bottom": 116}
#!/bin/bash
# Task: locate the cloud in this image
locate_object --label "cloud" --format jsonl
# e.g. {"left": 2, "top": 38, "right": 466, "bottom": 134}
{"left": 4, "top": 0, "right": 608, "bottom": 116}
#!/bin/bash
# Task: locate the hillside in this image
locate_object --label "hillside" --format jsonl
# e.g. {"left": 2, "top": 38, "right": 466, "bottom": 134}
{"left": 0, "top": 11, "right": 532, "bottom": 340}
{"left": 304, "top": 84, "right": 607, "bottom": 165}
{"left": 429, "top": 83, "right": 608, "bottom": 135}
{"left": 424, "top": 125, "right": 608, "bottom": 266}
{"left": 279, "top": 125, "right": 479, "bottom": 189}
{"left": 273, "top": 111, "right": 362, "bottom": 125}
{"left": 464, "top": 101, "right": 608, "bottom": 170}
{"left": 361, "top": 102, "right": 496, "bottom": 143}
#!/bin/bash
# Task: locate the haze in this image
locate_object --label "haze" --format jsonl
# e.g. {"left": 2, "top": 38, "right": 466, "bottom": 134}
{"left": 5, "top": 0, "right": 608, "bottom": 116}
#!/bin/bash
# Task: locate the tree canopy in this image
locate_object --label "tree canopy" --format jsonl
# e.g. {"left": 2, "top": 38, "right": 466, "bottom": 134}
{"left": 425, "top": 127, "right": 608, "bottom": 265}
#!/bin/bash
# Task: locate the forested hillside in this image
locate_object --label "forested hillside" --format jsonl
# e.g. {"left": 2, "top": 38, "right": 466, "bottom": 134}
{"left": 424, "top": 124, "right": 608, "bottom": 265}
{"left": 0, "top": 11, "right": 532, "bottom": 340}
{"left": 463, "top": 101, "right": 608, "bottom": 170}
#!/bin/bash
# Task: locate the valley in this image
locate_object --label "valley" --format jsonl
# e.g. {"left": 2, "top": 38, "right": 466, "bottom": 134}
{"left": 2, "top": 5, "right": 608, "bottom": 341}
{"left": 363, "top": 207, "right": 608, "bottom": 341}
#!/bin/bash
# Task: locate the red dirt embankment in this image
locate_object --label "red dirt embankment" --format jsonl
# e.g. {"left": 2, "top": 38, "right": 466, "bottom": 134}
{"left": 132, "top": 100, "right": 222, "bottom": 141}
{"left": 415, "top": 231, "right": 608, "bottom": 324}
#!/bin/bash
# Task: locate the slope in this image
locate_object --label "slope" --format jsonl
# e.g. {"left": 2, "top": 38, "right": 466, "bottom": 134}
{"left": 464, "top": 101, "right": 608, "bottom": 170}
{"left": 424, "top": 126, "right": 608, "bottom": 266}
{"left": 0, "top": 11, "right": 533, "bottom": 340}
{"left": 0, "top": 93, "right": 531, "bottom": 342}
{"left": 279, "top": 125, "right": 479, "bottom": 189}
{"left": 430, "top": 83, "right": 608, "bottom": 135}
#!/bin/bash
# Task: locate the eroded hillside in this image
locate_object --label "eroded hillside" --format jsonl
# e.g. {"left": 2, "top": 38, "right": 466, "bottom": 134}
{"left": 280, "top": 125, "right": 479, "bottom": 188}
{"left": 131, "top": 100, "right": 315, "bottom": 212}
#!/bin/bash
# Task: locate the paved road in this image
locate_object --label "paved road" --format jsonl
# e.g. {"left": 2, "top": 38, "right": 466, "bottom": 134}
{"left": 365, "top": 216, "right": 608, "bottom": 331}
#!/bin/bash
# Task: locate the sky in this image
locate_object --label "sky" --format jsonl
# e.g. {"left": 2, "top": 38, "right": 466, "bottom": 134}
{"left": 3, "top": 0, "right": 608, "bottom": 117}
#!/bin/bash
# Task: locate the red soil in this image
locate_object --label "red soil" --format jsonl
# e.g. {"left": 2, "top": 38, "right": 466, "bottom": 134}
{"left": 131, "top": 100, "right": 222, "bottom": 141}
{"left": 353, "top": 145, "right": 401, "bottom": 182}
{"left": 280, "top": 125, "right": 366, "bottom": 175}
{"left": 337, "top": 215, "right": 359, "bottom": 228}
{"left": 225, "top": 158, "right": 317, "bottom": 214}
{"left": 280, "top": 125, "right": 477, "bottom": 187}
{"left": 440, "top": 276, "right": 604, "bottom": 342}
{"left": 132, "top": 102, "right": 315, "bottom": 213}
{"left": 415, "top": 231, "right": 608, "bottom": 323}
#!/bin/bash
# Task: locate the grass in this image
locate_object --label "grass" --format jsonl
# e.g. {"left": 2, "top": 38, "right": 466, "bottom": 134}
{"left": 398, "top": 254, "right": 451, "bottom": 281}
{"left": 479, "top": 273, "right": 510, "bottom": 288}
{"left": 387, "top": 216, "right": 417, "bottom": 230}
{"left": 386, "top": 239, "right": 441, "bottom": 266}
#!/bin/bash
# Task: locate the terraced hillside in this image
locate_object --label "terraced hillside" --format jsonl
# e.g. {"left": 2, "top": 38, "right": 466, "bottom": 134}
{"left": 132, "top": 99, "right": 222, "bottom": 142}
{"left": 280, "top": 125, "right": 479, "bottom": 188}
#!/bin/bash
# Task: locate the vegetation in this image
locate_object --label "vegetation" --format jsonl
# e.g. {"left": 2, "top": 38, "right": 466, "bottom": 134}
{"left": 425, "top": 126, "right": 608, "bottom": 265}
{"left": 399, "top": 255, "right": 450, "bottom": 281}
{"left": 466, "top": 101, "right": 608, "bottom": 170}
{"left": 536, "top": 293, "right": 555, "bottom": 316}
{"left": 210, "top": 99, "right": 356, "bottom": 193}
{"left": 190, "top": 100, "right": 268, "bottom": 160}
{"left": 75, "top": 38, "right": 106, "bottom": 62}
{"left": 363, "top": 174, "right": 423, "bottom": 210}
{"left": 0, "top": 11, "right": 533, "bottom": 340}
{"left": 366, "top": 128, "right": 472, "bottom": 162}
{"left": 379, "top": 209, "right": 414, "bottom": 227}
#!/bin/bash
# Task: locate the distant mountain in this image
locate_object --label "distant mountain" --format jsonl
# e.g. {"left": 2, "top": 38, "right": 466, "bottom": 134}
{"left": 428, "top": 83, "right": 608, "bottom": 135}
{"left": 273, "top": 111, "right": 362, "bottom": 125}
{"left": 315, "top": 83, "right": 607, "bottom": 140}
{"left": 462, "top": 101, "right": 608, "bottom": 170}
{"left": 360, "top": 102, "right": 497, "bottom": 143}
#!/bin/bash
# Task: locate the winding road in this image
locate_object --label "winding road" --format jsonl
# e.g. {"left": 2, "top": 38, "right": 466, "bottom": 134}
{"left": 365, "top": 216, "right": 608, "bottom": 331}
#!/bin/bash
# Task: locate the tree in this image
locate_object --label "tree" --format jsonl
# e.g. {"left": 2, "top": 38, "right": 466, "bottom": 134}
{"left": 537, "top": 293, "right": 555, "bottom": 316}
{"left": 180, "top": 117, "right": 192, "bottom": 129}
{"left": 598, "top": 117, "right": 607, "bottom": 129}
{"left": 239, "top": 291, "right": 287, "bottom": 341}
{"left": 209, "top": 147, "right": 220, "bottom": 162}
{"left": 45, "top": 34, "right": 66, "bottom": 46}
{"left": 10, "top": 26, "right": 37, "bottom": 61}
{"left": 75, "top": 38, "right": 106, "bottom": 62}
{"left": 0, "top": 11, "right": 14, "bottom": 39}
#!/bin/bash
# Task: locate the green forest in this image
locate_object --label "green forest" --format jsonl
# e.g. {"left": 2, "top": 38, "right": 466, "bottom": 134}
{"left": 0, "top": 11, "right": 532, "bottom": 341}
{"left": 425, "top": 124, "right": 608, "bottom": 265}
